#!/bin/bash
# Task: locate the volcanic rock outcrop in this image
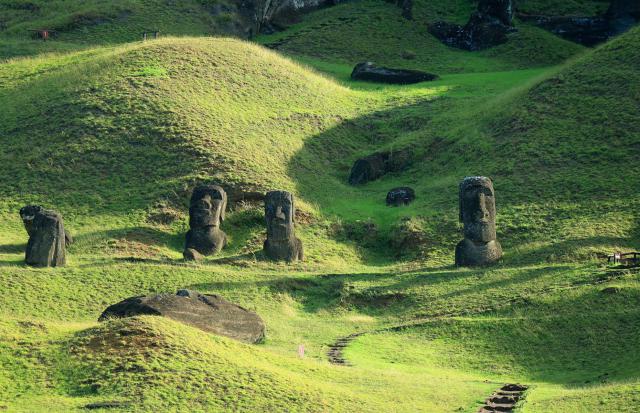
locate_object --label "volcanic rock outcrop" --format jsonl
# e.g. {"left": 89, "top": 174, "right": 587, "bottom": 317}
{"left": 518, "top": 0, "right": 639, "bottom": 46}
{"left": 350, "top": 62, "right": 438, "bottom": 84}
{"left": 263, "top": 191, "right": 304, "bottom": 262}
{"left": 455, "top": 176, "right": 502, "bottom": 266}
{"left": 20, "top": 206, "right": 67, "bottom": 267}
{"left": 99, "top": 289, "right": 266, "bottom": 343}
{"left": 184, "top": 185, "right": 228, "bottom": 260}
{"left": 428, "top": 0, "right": 516, "bottom": 51}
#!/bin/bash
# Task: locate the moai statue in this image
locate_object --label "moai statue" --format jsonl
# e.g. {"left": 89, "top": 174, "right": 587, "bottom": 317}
{"left": 263, "top": 191, "right": 303, "bottom": 262}
{"left": 455, "top": 176, "right": 502, "bottom": 266}
{"left": 184, "top": 185, "right": 228, "bottom": 261}
{"left": 20, "top": 205, "right": 72, "bottom": 247}
{"left": 20, "top": 206, "right": 66, "bottom": 267}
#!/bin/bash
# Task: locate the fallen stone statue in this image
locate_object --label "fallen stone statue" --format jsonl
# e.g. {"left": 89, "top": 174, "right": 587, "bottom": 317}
{"left": 455, "top": 176, "right": 503, "bottom": 266}
{"left": 99, "top": 289, "right": 266, "bottom": 344}
{"left": 184, "top": 184, "right": 228, "bottom": 261}
{"left": 386, "top": 187, "right": 416, "bottom": 206}
{"left": 350, "top": 62, "right": 439, "bottom": 84}
{"left": 263, "top": 190, "right": 304, "bottom": 262}
{"left": 19, "top": 205, "right": 67, "bottom": 267}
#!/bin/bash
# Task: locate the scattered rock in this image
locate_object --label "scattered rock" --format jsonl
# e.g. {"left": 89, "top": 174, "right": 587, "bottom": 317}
{"left": 184, "top": 185, "right": 227, "bottom": 260}
{"left": 350, "top": 62, "right": 438, "bottom": 84}
{"left": 348, "top": 149, "right": 412, "bottom": 185}
{"left": 99, "top": 290, "right": 266, "bottom": 344}
{"left": 386, "top": 187, "right": 415, "bottom": 206}
{"left": 263, "top": 191, "right": 304, "bottom": 262}
{"left": 429, "top": 0, "right": 516, "bottom": 51}
{"left": 455, "top": 176, "right": 503, "bottom": 266}
{"left": 21, "top": 207, "right": 67, "bottom": 267}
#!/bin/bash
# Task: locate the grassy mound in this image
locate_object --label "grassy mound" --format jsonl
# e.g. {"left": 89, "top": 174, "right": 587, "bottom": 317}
{"left": 0, "top": 0, "right": 248, "bottom": 59}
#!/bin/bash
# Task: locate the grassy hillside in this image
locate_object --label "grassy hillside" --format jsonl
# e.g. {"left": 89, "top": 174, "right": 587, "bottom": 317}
{"left": 0, "top": 0, "right": 248, "bottom": 59}
{"left": 258, "top": 0, "right": 587, "bottom": 73}
{"left": 0, "top": 1, "right": 639, "bottom": 412}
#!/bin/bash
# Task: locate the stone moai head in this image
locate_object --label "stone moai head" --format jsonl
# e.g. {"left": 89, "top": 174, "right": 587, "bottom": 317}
{"left": 459, "top": 176, "right": 497, "bottom": 243}
{"left": 265, "top": 191, "right": 295, "bottom": 241}
{"left": 189, "top": 185, "right": 227, "bottom": 228}
{"left": 20, "top": 205, "right": 45, "bottom": 236}
{"left": 24, "top": 208, "right": 66, "bottom": 267}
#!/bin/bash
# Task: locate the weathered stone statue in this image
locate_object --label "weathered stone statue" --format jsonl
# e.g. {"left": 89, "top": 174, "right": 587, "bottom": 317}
{"left": 455, "top": 176, "right": 502, "bottom": 266}
{"left": 20, "top": 206, "right": 66, "bottom": 267}
{"left": 20, "top": 205, "right": 73, "bottom": 247}
{"left": 263, "top": 191, "right": 303, "bottom": 262}
{"left": 184, "top": 185, "right": 227, "bottom": 260}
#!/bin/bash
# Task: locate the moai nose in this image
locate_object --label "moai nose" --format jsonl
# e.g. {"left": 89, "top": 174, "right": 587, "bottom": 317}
{"left": 276, "top": 206, "right": 286, "bottom": 220}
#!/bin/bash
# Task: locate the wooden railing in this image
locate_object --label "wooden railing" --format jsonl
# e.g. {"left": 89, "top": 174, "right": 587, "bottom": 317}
{"left": 608, "top": 251, "right": 640, "bottom": 265}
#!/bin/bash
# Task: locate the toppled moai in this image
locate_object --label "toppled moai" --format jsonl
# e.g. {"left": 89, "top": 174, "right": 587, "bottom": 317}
{"left": 386, "top": 187, "right": 416, "bottom": 206}
{"left": 263, "top": 191, "right": 304, "bottom": 262}
{"left": 455, "top": 176, "right": 502, "bottom": 266}
{"left": 99, "top": 289, "right": 266, "bottom": 344}
{"left": 184, "top": 185, "right": 227, "bottom": 260}
{"left": 20, "top": 205, "right": 67, "bottom": 267}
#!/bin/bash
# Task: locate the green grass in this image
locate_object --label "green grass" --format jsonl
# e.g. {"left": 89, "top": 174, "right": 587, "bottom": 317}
{"left": 0, "top": 1, "right": 639, "bottom": 412}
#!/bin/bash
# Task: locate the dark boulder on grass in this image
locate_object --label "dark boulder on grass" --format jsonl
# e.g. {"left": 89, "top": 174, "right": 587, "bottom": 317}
{"left": 99, "top": 289, "right": 265, "bottom": 343}
{"left": 386, "top": 187, "right": 416, "bottom": 206}
{"left": 21, "top": 207, "right": 67, "bottom": 267}
{"left": 348, "top": 149, "right": 412, "bottom": 185}
{"left": 350, "top": 62, "right": 438, "bottom": 84}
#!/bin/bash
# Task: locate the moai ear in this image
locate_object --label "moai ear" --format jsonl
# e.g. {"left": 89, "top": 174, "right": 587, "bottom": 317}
{"left": 220, "top": 193, "right": 227, "bottom": 223}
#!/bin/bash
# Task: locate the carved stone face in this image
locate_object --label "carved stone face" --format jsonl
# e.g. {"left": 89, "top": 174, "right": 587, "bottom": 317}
{"left": 459, "top": 176, "right": 496, "bottom": 242}
{"left": 189, "top": 185, "right": 226, "bottom": 228}
{"left": 265, "top": 191, "right": 295, "bottom": 241}
{"left": 19, "top": 205, "right": 44, "bottom": 236}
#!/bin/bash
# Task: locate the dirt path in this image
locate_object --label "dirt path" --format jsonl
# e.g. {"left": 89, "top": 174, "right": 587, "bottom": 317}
{"left": 327, "top": 332, "right": 366, "bottom": 365}
{"left": 478, "top": 384, "right": 528, "bottom": 412}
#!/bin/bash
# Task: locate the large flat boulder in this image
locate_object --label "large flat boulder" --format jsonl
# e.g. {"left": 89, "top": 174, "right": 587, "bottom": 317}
{"left": 99, "top": 290, "right": 265, "bottom": 344}
{"left": 350, "top": 62, "right": 438, "bottom": 84}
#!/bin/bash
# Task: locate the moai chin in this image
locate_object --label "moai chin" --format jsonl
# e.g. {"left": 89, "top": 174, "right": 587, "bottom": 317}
{"left": 20, "top": 206, "right": 66, "bottom": 267}
{"left": 455, "top": 176, "right": 502, "bottom": 266}
{"left": 263, "top": 191, "right": 304, "bottom": 262}
{"left": 184, "top": 185, "right": 228, "bottom": 260}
